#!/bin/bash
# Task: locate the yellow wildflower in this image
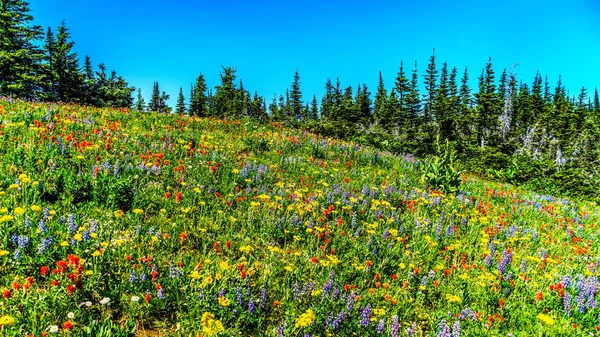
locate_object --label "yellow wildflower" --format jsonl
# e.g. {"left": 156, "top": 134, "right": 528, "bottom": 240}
{"left": 0, "top": 315, "right": 15, "bottom": 326}
{"left": 218, "top": 296, "right": 231, "bottom": 307}
{"left": 14, "top": 207, "right": 25, "bottom": 215}
{"left": 537, "top": 313, "right": 554, "bottom": 326}
{"left": 295, "top": 309, "right": 316, "bottom": 328}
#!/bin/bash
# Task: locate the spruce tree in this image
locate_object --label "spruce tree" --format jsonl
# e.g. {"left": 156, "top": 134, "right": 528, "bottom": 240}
{"left": 474, "top": 58, "right": 498, "bottom": 148}
{"left": 190, "top": 73, "right": 207, "bottom": 117}
{"left": 355, "top": 84, "right": 372, "bottom": 126}
{"left": 457, "top": 67, "right": 473, "bottom": 142}
{"left": 374, "top": 71, "right": 388, "bottom": 126}
{"left": 0, "top": 0, "right": 45, "bottom": 99}
{"left": 434, "top": 62, "right": 449, "bottom": 139}
{"left": 394, "top": 61, "right": 409, "bottom": 119}
{"left": 176, "top": 87, "right": 186, "bottom": 114}
{"left": 530, "top": 71, "right": 544, "bottom": 123}
{"left": 213, "top": 66, "right": 237, "bottom": 118}
{"left": 594, "top": 88, "right": 599, "bottom": 114}
{"left": 149, "top": 82, "right": 161, "bottom": 112}
{"left": 422, "top": 50, "right": 438, "bottom": 126}
{"left": 321, "top": 79, "right": 334, "bottom": 120}
{"left": 269, "top": 95, "right": 280, "bottom": 120}
{"left": 446, "top": 66, "right": 459, "bottom": 141}
{"left": 290, "top": 69, "right": 303, "bottom": 121}
{"left": 52, "top": 20, "right": 85, "bottom": 103}
{"left": 405, "top": 61, "right": 421, "bottom": 136}
{"left": 135, "top": 88, "right": 145, "bottom": 112}
{"left": 309, "top": 95, "right": 319, "bottom": 121}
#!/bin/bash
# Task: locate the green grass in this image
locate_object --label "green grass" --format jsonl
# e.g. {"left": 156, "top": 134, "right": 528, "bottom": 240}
{"left": 0, "top": 99, "right": 599, "bottom": 336}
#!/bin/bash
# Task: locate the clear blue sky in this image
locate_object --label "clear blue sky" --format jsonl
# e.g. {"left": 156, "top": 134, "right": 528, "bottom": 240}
{"left": 30, "top": 0, "right": 600, "bottom": 107}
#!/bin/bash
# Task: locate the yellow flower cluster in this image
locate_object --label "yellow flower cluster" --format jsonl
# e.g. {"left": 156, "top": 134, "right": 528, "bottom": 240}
{"left": 201, "top": 312, "right": 225, "bottom": 336}
{"left": 295, "top": 308, "right": 315, "bottom": 328}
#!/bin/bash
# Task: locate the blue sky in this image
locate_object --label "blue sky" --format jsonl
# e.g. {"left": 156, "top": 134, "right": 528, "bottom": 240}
{"left": 30, "top": 0, "right": 600, "bottom": 107}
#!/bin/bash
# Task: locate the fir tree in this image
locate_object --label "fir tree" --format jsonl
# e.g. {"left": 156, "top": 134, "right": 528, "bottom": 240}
{"left": 321, "top": 79, "right": 334, "bottom": 120}
{"left": 190, "top": 73, "right": 208, "bottom": 117}
{"left": 0, "top": 0, "right": 45, "bottom": 99}
{"left": 594, "top": 88, "right": 599, "bottom": 114}
{"left": 474, "top": 58, "right": 498, "bottom": 148}
{"left": 309, "top": 95, "right": 319, "bottom": 121}
{"left": 422, "top": 50, "right": 438, "bottom": 126}
{"left": 374, "top": 71, "right": 388, "bottom": 126}
{"left": 135, "top": 88, "right": 145, "bottom": 112}
{"left": 394, "top": 61, "right": 409, "bottom": 117}
{"left": 52, "top": 20, "right": 85, "bottom": 103}
{"left": 289, "top": 69, "right": 303, "bottom": 121}
{"left": 149, "top": 82, "right": 161, "bottom": 112}
{"left": 457, "top": 67, "right": 473, "bottom": 141}
{"left": 176, "top": 87, "right": 186, "bottom": 114}
{"left": 405, "top": 61, "right": 421, "bottom": 135}
{"left": 434, "top": 62, "right": 449, "bottom": 139}
{"left": 213, "top": 66, "right": 237, "bottom": 118}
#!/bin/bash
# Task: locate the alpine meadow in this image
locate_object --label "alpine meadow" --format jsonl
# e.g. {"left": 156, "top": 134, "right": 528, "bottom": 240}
{"left": 1, "top": 0, "right": 600, "bottom": 336}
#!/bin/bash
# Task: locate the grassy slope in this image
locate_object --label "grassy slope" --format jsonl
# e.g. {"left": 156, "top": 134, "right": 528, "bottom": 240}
{"left": 0, "top": 100, "right": 599, "bottom": 336}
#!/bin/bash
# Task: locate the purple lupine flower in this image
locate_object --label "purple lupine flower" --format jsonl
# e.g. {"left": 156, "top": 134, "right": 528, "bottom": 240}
{"left": 169, "top": 266, "right": 182, "bottom": 278}
{"left": 248, "top": 298, "right": 255, "bottom": 314}
{"left": 236, "top": 287, "right": 244, "bottom": 306}
{"left": 67, "top": 214, "right": 77, "bottom": 233}
{"left": 38, "top": 220, "right": 47, "bottom": 234}
{"left": 382, "top": 227, "right": 389, "bottom": 240}
{"left": 129, "top": 271, "right": 137, "bottom": 283}
{"left": 13, "top": 249, "right": 21, "bottom": 260}
{"left": 498, "top": 249, "right": 513, "bottom": 274}
{"left": 520, "top": 259, "right": 527, "bottom": 272}
{"left": 359, "top": 304, "right": 371, "bottom": 327}
{"left": 390, "top": 315, "right": 399, "bottom": 337}
{"left": 458, "top": 308, "right": 476, "bottom": 321}
{"left": 259, "top": 288, "right": 267, "bottom": 309}
{"left": 17, "top": 235, "right": 30, "bottom": 249}
{"left": 376, "top": 319, "right": 385, "bottom": 334}
{"left": 445, "top": 225, "right": 455, "bottom": 238}
{"left": 323, "top": 271, "right": 335, "bottom": 296}
{"left": 37, "top": 236, "right": 54, "bottom": 254}
{"left": 563, "top": 292, "right": 571, "bottom": 316}
{"left": 157, "top": 287, "right": 165, "bottom": 300}
{"left": 24, "top": 217, "right": 31, "bottom": 228}
{"left": 451, "top": 320, "right": 461, "bottom": 337}
{"left": 276, "top": 321, "right": 285, "bottom": 337}
{"left": 346, "top": 292, "right": 355, "bottom": 311}
{"left": 437, "top": 319, "right": 451, "bottom": 337}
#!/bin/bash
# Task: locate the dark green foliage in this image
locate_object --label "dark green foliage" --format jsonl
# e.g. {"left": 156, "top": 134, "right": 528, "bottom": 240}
{"left": 418, "top": 138, "right": 463, "bottom": 193}
{"left": 189, "top": 73, "right": 208, "bottom": 117}
{"left": 135, "top": 88, "right": 145, "bottom": 112}
{"left": 176, "top": 87, "right": 186, "bottom": 114}
{"left": 289, "top": 69, "right": 303, "bottom": 122}
{"left": 213, "top": 66, "right": 238, "bottom": 118}
{"left": 0, "top": 0, "right": 45, "bottom": 99}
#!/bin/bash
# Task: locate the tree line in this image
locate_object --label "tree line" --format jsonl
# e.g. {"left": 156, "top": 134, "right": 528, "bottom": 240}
{"left": 2, "top": 0, "right": 600, "bottom": 198}
{"left": 0, "top": 0, "right": 134, "bottom": 107}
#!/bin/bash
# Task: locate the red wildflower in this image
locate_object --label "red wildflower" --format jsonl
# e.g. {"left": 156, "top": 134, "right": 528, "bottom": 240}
{"left": 145, "top": 293, "right": 151, "bottom": 302}
{"left": 3, "top": 289, "right": 10, "bottom": 298}
{"left": 40, "top": 266, "right": 49, "bottom": 276}
{"left": 63, "top": 321, "right": 74, "bottom": 330}
{"left": 536, "top": 291, "right": 544, "bottom": 301}
{"left": 67, "top": 284, "right": 76, "bottom": 294}
{"left": 12, "top": 281, "right": 20, "bottom": 290}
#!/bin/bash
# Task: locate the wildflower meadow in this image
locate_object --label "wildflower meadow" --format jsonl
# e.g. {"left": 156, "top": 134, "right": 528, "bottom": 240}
{"left": 0, "top": 99, "right": 599, "bottom": 336}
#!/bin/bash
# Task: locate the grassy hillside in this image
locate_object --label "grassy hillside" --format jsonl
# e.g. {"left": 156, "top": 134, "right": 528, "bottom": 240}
{"left": 0, "top": 100, "right": 599, "bottom": 336}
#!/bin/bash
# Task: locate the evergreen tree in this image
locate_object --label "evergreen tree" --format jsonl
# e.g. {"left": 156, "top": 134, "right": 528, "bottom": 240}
{"left": 135, "top": 88, "right": 145, "bottom": 112}
{"left": 514, "top": 82, "right": 531, "bottom": 136}
{"left": 52, "top": 20, "right": 85, "bottom": 103}
{"left": 457, "top": 67, "right": 473, "bottom": 141}
{"left": 269, "top": 94, "right": 280, "bottom": 120}
{"left": 190, "top": 73, "right": 208, "bottom": 117}
{"left": 446, "top": 66, "right": 459, "bottom": 141}
{"left": 321, "top": 79, "right": 335, "bottom": 120}
{"left": 422, "top": 50, "right": 438, "bottom": 126}
{"left": 394, "top": 61, "right": 410, "bottom": 118}
{"left": 498, "top": 69, "right": 507, "bottom": 103}
{"left": 235, "top": 79, "right": 250, "bottom": 117}
{"left": 289, "top": 69, "right": 303, "bottom": 121}
{"left": 213, "top": 66, "right": 237, "bottom": 118}
{"left": 355, "top": 84, "right": 372, "bottom": 125}
{"left": 594, "top": 88, "right": 599, "bottom": 114}
{"left": 530, "top": 71, "right": 544, "bottom": 123}
{"left": 474, "top": 58, "right": 498, "bottom": 148}
{"left": 176, "top": 87, "right": 186, "bottom": 114}
{"left": 149, "top": 82, "right": 161, "bottom": 112}
{"left": 249, "top": 92, "right": 267, "bottom": 120}
{"left": 373, "top": 71, "right": 388, "bottom": 126}
{"left": 405, "top": 61, "right": 421, "bottom": 135}
{"left": 0, "top": 0, "right": 45, "bottom": 99}
{"left": 309, "top": 95, "right": 319, "bottom": 121}
{"left": 434, "top": 62, "right": 450, "bottom": 138}
{"left": 160, "top": 90, "right": 171, "bottom": 113}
